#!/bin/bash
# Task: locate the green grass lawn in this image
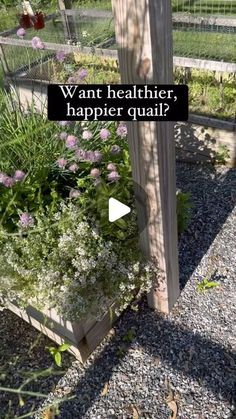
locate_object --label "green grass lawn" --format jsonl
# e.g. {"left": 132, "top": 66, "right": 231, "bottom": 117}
{"left": 75, "top": 0, "right": 236, "bottom": 15}
{"left": 173, "top": 30, "right": 236, "bottom": 62}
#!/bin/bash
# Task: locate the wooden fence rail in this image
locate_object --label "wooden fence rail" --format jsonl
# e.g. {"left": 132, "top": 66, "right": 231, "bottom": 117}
{"left": 0, "top": 35, "right": 236, "bottom": 74}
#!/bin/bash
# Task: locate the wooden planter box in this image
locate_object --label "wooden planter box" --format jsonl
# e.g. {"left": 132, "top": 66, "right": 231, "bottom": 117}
{"left": 5, "top": 56, "right": 55, "bottom": 114}
{"left": 8, "top": 302, "right": 116, "bottom": 363}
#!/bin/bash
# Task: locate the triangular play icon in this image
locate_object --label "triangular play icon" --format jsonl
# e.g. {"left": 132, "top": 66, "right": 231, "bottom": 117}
{"left": 109, "top": 198, "right": 131, "bottom": 222}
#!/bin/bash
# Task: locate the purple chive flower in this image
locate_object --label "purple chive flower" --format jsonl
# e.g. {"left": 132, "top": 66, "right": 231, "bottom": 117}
{"left": 17, "top": 28, "right": 26, "bottom": 38}
{"left": 110, "top": 145, "right": 121, "bottom": 155}
{"left": 77, "top": 68, "right": 88, "bottom": 80}
{"left": 57, "top": 158, "right": 67, "bottom": 169}
{"left": 69, "top": 188, "right": 81, "bottom": 199}
{"left": 59, "top": 131, "right": 68, "bottom": 140}
{"left": 82, "top": 130, "right": 93, "bottom": 141}
{"left": 107, "top": 171, "right": 120, "bottom": 182}
{"left": 75, "top": 148, "right": 86, "bottom": 160}
{"left": 13, "top": 170, "right": 26, "bottom": 182}
{"left": 0, "top": 172, "right": 7, "bottom": 184}
{"left": 69, "top": 163, "right": 78, "bottom": 173}
{"left": 90, "top": 168, "right": 101, "bottom": 178}
{"left": 87, "top": 151, "right": 97, "bottom": 162}
{"left": 19, "top": 212, "right": 34, "bottom": 228}
{"left": 117, "top": 123, "right": 128, "bottom": 138}
{"left": 3, "top": 176, "right": 15, "bottom": 188}
{"left": 86, "top": 151, "right": 102, "bottom": 163}
{"left": 100, "top": 128, "right": 110, "bottom": 140}
{"left": 93, "top": 151, "right": 103, "bottom": 163}
{"left": 31, "top": 36, "right": 45, "bottom": 50}
{"left": 66, "top": 135, "right": 77, "bottom": 149}
{"left": 107, "top": 163, "right": 116, "bottom": 172}
{"left": 56, "top": 50, "right": 66, "bottom": 63}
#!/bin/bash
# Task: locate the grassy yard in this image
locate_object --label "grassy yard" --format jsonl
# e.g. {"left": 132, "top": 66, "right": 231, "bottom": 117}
{"left": 173, "top": 30, "right": 236, "bottom": 62}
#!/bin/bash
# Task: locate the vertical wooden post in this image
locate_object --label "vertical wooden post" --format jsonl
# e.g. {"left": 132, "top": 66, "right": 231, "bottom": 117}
{"left": 57, "top": 0, "right": 76, "bottom": 42}
{"left": 112, "top": 0, "right": 179, "bottom": 313}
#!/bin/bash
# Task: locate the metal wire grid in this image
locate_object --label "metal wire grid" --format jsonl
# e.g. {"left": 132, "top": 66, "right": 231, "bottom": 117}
{"left": 0, "top": 2, "right": 235, "bottom": 78}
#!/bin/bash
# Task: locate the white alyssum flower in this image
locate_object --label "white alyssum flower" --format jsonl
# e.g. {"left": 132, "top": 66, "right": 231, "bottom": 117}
{"left": 0, "top": 203, "right": 156, "bottom": 321}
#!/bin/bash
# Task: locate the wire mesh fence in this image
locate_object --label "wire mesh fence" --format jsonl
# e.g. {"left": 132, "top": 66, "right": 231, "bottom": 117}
{"left": 0, "top": 1, "right": 236, "bottom": 62}
{"left": 172, "top": 0, "right": 236, "bottom": 61}
{"left": 172, "top": 0, "right": 236, "bottom": 15}
{"left": 0, "top": 1, "right": 235, "bottom": 121}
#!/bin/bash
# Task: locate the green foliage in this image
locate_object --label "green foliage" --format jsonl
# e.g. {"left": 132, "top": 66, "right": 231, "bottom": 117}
{"left": 214, "top": 144, "right": 230, "bottom": 165}
{"left": 179, "top": 69, "right": 236, "bottom": 121}
{"left": 176, "top": 191, "right": 192, "bottom": 234}
{"left": 72, "top": 0, "right": 112, "bottom": 9}
{"left": 122, "top": 329, "right": 136, "bottom": 343}
{"left": 0, "top": 110, "right": 155, "bottom": 321}
{"left": 173, "top": 30, "right": 236, "bottom": 64}
{"left": 197, "top": 278, "right": 219, "bottom": 293}
{"left": 0, "top": 96, "right": 66, "bottom": 232}
{"left": 0, "top": 202, "right": 154, "bottom": 321}
{"left": 46, "top": 343, "right": 71, "bottom": 367}
{"left": 47, "top": 53, "right": 119, "bottom": 84}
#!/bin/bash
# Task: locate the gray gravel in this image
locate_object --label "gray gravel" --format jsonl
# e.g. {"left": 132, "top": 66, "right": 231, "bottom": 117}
{"left": 1, "top": 162, "right": 236, "bottom": 419}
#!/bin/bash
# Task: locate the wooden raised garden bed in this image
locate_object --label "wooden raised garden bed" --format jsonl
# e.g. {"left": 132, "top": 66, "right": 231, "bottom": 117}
{"left": 5, "top": 55, "right": 236, "bottom": 167}
{"left": 8, "top": 302, "right": 116, "bottom": 363}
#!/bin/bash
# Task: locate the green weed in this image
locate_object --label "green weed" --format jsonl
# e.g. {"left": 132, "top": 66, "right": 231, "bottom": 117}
{"left": 197, "top": 278, "right": 219, "bottom": 292}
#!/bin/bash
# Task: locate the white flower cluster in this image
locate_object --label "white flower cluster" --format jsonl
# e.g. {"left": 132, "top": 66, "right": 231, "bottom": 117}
{"left": 0, "top": 203, "right": 155, "bottom": 321}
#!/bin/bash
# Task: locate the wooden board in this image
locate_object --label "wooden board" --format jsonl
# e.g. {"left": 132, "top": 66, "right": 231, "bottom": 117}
{"left": 8, "top": 302, "right": 114, "bottom": 363}
{"left": 175, "top": 120, "right": 236, "bottom": 166}
{"left": 1, "top": 35, "right": 236, "bottom": 73}
{"left": 173, "top": 14, "right": 236, "bottom": 28}
{"left": 112, "top": 0, "right": 179, "bottom": 313}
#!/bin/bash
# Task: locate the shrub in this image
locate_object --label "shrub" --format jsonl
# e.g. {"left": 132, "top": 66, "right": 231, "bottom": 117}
{"left": 0, "top": 202, "right": 154, "bottom": 321}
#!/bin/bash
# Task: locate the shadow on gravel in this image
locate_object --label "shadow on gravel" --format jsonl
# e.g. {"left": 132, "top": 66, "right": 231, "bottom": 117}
{"left": 0, "top": 310, "right": 73, "bottom": 419}
{"left": 176, "top": 162, "right": 236, "bottom": 289}
{"left": 58, "top": 301, "right": 235, "bottom": 418}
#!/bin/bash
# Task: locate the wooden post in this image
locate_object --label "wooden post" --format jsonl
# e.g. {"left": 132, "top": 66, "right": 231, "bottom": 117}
{"left": 57, "top": 0, "right": 76, "bottom": 41}
{"left": 112, "top": 0, "right": 180, "bottom": 313}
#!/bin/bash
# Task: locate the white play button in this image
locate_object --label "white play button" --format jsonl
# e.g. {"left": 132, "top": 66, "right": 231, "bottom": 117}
{"left": 109, "top": 198, "right": 131, "bottom": 222}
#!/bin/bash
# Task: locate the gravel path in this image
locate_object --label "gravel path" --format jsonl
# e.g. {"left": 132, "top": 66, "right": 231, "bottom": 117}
{"left": 0, "top": 162, "right": 236, "bottom": 419}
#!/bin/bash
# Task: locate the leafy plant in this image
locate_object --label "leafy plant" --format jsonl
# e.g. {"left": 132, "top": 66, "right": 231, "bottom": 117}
{"left": 214, "top": 144, "right": 230, "bottom": 165}
{"left": 176, "top": 191, "right": 192, "bottom": 234}
{"left": 197, "top": 278, "right": 219, "bottom": 293}
{"left": 123, "top": 329, "right": 136, "bottom": 343}
{"left": 46, "top": 343, "right": 71, "bottom": 367}
{"left": 0, "top": 202, "right": 155, "bottom": 321}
